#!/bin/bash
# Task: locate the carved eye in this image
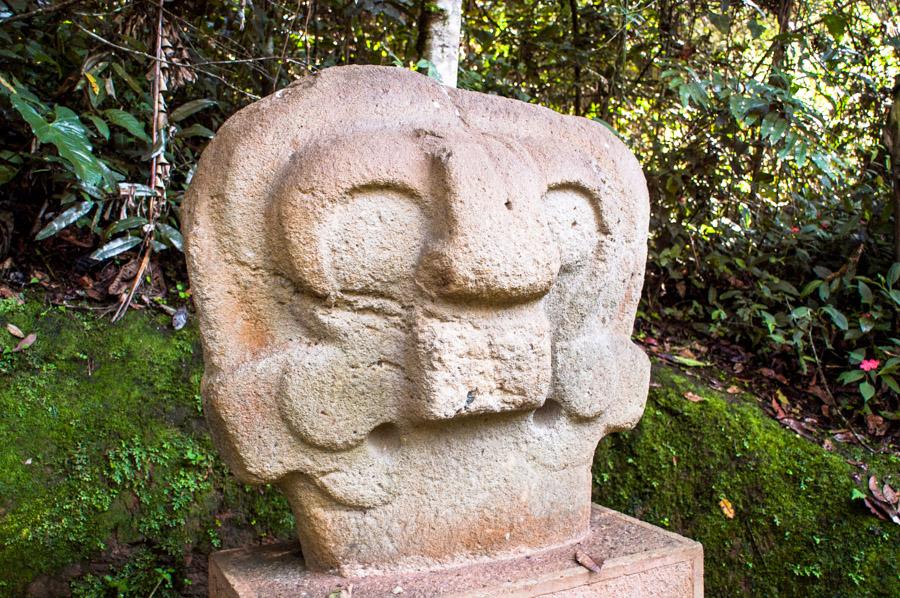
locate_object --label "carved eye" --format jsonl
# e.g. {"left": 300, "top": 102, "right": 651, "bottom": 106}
{"left": 325, "top": 189, "right": 429, "bottom": 296}
{"left": 542, "top": 187, "right": 600, "bottom": 273}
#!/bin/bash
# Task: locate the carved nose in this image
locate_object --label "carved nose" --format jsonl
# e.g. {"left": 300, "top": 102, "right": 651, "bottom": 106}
{"left": 419, "top": 141, "right": 559, "bottom": 303}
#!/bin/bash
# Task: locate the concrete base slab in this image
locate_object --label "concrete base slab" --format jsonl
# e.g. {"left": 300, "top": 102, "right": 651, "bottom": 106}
{"left": 209, "top": 505, "right": 703, "bottom": 597}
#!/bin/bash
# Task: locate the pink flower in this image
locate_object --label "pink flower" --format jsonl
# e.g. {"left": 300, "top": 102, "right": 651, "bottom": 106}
{"left": 790, "top": 226, "right": 800, "bottom": 233}
{"left": 860, "top": 359, "right": 880, "bottom": 372}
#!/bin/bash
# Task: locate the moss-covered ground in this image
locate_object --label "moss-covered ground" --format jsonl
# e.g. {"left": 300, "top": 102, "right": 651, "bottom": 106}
{"left": 594, "top": 366, "right": 899, "bottom": 597}
{"left": 0, "top": 297, "right": 293, "bottom": 597}
{"left": 1, "top": 296, "right": 897, "bottom": 596}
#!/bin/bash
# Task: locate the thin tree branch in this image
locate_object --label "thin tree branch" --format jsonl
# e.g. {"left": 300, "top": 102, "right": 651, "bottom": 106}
{"left": 0, "top": 0, "right": 84, "bottom": 25}
{"left": 113, "top": 0, "right": 165, "bottom": 323}
{"left": 72, "top": 21, "right": 263, "bottom": 99}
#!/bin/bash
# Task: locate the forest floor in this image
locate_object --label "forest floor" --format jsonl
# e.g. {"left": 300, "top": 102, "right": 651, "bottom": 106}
{"left": 0, "top": 290, "right": 898, "bottom": 597}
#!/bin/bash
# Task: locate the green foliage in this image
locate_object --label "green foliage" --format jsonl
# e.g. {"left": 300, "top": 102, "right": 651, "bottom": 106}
{"left": 594, "top": 365, "right": 900, "bottom": 597}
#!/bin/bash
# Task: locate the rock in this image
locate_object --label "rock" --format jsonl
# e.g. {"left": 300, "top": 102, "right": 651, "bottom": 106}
{"left": 183, "top": 65, "right": 650, "bottom": 575}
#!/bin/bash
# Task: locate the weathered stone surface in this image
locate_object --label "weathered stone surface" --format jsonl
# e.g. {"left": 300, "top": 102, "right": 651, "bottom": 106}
{"left": 209, "top": 505, "right": 703, "bottom": 597}
{"left": 184, "top": 65, "right": 651, "bottom": 575}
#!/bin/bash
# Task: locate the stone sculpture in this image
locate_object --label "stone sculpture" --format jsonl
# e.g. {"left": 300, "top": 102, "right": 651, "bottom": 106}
{"left": 184, "top": 65, "right": 650, "bottom": 577}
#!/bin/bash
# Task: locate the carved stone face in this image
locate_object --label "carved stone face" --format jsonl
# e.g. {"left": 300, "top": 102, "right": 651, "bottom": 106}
{"left": 184, "top": 66, "right": 650, "bottom": 575}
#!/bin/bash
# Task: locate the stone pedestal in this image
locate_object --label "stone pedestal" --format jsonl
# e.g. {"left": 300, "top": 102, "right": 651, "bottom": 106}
{"left": 209, "top": 505, "right": 703, "bottom": 597}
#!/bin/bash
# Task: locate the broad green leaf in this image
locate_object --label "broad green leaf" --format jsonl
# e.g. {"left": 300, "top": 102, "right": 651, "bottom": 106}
{"left": 880, "top": 357, "right": 900, "bottom": 375}
{"left": 858, "top": 280, "right": 873, "bottom": 303}
{"left": 889, "top": 289, "right": 900, "bottom": 305}
{"left": 86, "top": 114, "right": 110, "bottom": 140}
{"left": 882, "top": 375, "right": 900, "bottom": 394}
{"left": 800, "top": 279, "right": 822, "bottom": 297}
{"left": 760, "top": 112, "right": 778, "bottom": 139}
{"left": 156, "top": 222, "right": 183, "bottom": 251}
{"left": 822, "top": 13, "right": 847, "bottom": 40}
{"left": 672, "top": 355, "right": 710, "bottom": 367}
{"left": 678, "top": 84, "right": 691, "bottom": 109}
{"left": 748, "top": 19, "right": 766, "bottom": 38}
{"left": 813, "top": 265, "right": 831, "bottom": 279}
{"left": 103, "top": 108, "right": 150, "bottom": 142}
{"left": 176, "top": 123, "right": 216, "bottom": 139}
{"left": 0, "top": 164, "right": 18, "bottom": 185}
{"left": 859, "top": 382, "right": 875, "bottom": 402}
{"left": 170, "top": 99, "right": 217, "bottom": 122}
{"left": 35, "top": 201, "right": 94, "bottom": 240}
{"left": 90, "top": 235, "right": 142, "bottom": 260}
{"left": 10, "top": 95, "right": 113, "bottom": 187}
{"left": 795, "top": 142, "right": 808, "bottom": 167}
{"left": 772, "top": 280, "right": 799, "bottom": 296}
{"left": 707, "top": 12, "right": 731, "bottom": 34}
{"left": 761, "top": 310, "right": 776, "bottom": 333}
{"left": 687, "top": 82, "right": 709, "bottom": 109}
{"left": 860, "top": 316, "right": 875, "bottom": 333}
{"left": 811, "top": 153, "right": 835, "bottom": 180}
{"left": 838, "top": 370, "right": 865, "bottom": 384}
{"left": 105, "top": 216, "right": 148, "bottom": 237}
{"left": 888, "top": 263, "right": 900, "bottom": 286}
{"left": 790, "top": 306, "right": 811, "bottom": 320}
{"left": 769, "top": 118, "right": 788, "bottom": 144}
{"left": 821, "top": 305, "right": 848, "bottom": 330}
{"left": 111, "top": 62, "right": 143, "bottom": 94}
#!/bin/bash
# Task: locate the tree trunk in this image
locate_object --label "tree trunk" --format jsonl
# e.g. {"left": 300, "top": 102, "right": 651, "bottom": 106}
{"left": 423, "top": 0, "right": 462, "bottom": 88}
{"left": 568, "top": 0, "right": 582, "bottom": 116}
{"left": 887, "top": 78, "right": 900, "bottom": 263}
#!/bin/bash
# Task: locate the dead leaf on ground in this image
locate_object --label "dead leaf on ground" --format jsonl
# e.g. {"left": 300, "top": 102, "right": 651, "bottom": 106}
{"left": 719, "top": 498, "right": 735, "bottom": 519}
{"left": 12, "top": 332, "right": 36, "bottom": 352}
{"left": 5, "top": 323, "right": 23, "bottom": 338}
{"left": 806, "top": 384, "right": 833, "bottom": 405}
{"left": 771, "top": 398, "right": 787, "bottom": 420}
{"left": 726, "top": 385, "right": 741, "bottom": 394}
{"left": 774, "top": 388, "right": 789, "bottom": 406}
{"left": 779, "top": 417, "right": 816, "bottom": 441}
{"left": 822, "top": 438, "right": 834, "bottom": 451}
{"left": 759, "top": 367, "right": 788, "bottom": 385}
{"left": 833, "top": 430, "right": 857, "bottom": 444}
{"left": 864, "top": 476, "right": 900, "bottom": 525}
{"left": 865, "top": 414, "right": 887, "bottom": 437}
{"left": 683, "top": 391, "right": 704, "bottom": 403}
{"left": 0, "top": 285, "right": 22, "bottom": 302}
{"left": 575, "top": 547, "right": 604, "bottom": 573}
{"left": 677, "top": 346, "right": 697, "bottom": 359}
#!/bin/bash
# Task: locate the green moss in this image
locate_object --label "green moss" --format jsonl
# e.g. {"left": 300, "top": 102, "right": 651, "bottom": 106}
{"left": 0, "top": 298, "right": 293, "bottom": 596}
{"left": 594, "top": 365, "right": 900, "bottom": 597}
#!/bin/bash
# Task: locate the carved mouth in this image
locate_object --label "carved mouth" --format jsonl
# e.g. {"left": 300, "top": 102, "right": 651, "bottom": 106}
{"left": 411, "top": 311, "right": 553, "bottom": 421}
